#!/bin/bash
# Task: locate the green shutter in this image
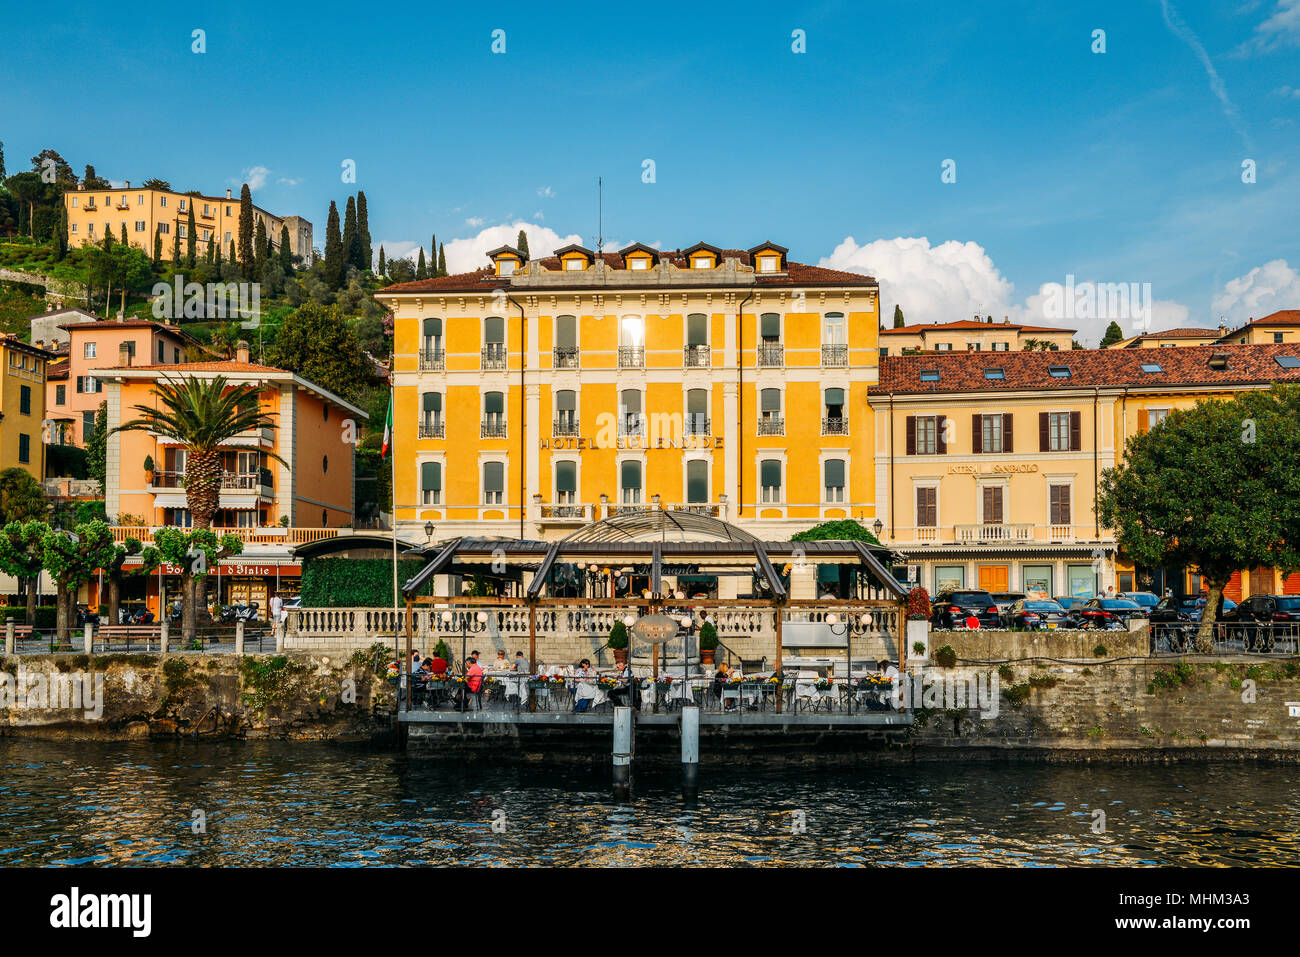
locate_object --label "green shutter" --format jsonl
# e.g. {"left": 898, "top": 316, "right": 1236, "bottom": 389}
{"left": 555, "top": 315, "right": 576, "bottom": 348}
{"left": 825, "top": 459, "right": 845, "bottom": 486}
{"left": 687, "top": 313, "right": 707, "bottom": 346}
{"left": 484, "top": 461, "right": 504, "bottom": 492}
{"left": 760, "top": 313, "right": 780, "bottom": 338}
{"left": 687, "top": 389, "right": 707, "bottom": 413}
{"left": 761, "top": 459, "right": 781, "bottom": 487}
{"left": 686, "top": 460, "right": 708, "bottom": 502}
{"left": 423, "top": 317, "right": 442, "bottom": 337}
{"left": 422, "top": 392, "right": 441, "bottom": 412}
{"left": 421, "top": 462, "right": 442, "bottom": 491}
{"left": 761, "top": 389, "right": 781, "bottom": 411}
{"left": 485, "top": 391, "right": 504, "bottom": 414}
{"left": 484, "top": 316, "right": 504, "bottom": 343}
{"left": 556, "top": 461, "right": 577, "bottom": 493}
{"left": 825, "top": 387, "right": 844, "bottom": 406}
{"left": 621, "top": 390, "right": 641, "bottom": 414}
{"left": 556, "top": 390, "right": 575, "bottom": 411}
{"left": 621, "top": 460, "right": 641, "bottom": 489}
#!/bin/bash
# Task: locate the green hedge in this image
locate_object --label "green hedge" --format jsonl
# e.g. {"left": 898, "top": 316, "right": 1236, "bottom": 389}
{"left": 1, "top": 607, "right": 59, "bottom": 629}
{"left": 299, "top": 558, "right": 430, "bottom": 607}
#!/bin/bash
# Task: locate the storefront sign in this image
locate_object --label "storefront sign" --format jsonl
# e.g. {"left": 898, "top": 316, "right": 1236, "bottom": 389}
{"left": 125, "top": 562, "right": 301, "bottom": 577}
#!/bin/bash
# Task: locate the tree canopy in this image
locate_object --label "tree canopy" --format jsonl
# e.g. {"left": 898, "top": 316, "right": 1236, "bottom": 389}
{"left": 792, "top": 519, "right": 881, "bottom": 545}
{"left": 1099, "top": 320, "right": 1125, "bottom": 348}
{"left": 265, "top": 301, "right": 372, "bottom": 402}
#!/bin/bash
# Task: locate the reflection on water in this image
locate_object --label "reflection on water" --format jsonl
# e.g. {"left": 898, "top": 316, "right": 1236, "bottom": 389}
{"left": 1, "top": 741, "right": 1297, "bottom": 866}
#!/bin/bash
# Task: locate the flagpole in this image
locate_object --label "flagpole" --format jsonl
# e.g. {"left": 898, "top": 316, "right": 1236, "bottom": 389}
{"left": 389, "top": 384, "right": 397, "bottom": 616}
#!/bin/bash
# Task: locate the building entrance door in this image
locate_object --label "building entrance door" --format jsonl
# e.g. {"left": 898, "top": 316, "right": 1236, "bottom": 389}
{"left": 978, "top": 565, "right": 1009, "bottom": 592}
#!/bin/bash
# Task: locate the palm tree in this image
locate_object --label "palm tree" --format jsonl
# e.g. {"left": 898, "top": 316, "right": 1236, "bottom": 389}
{"left": 111, "top": 376, "right": 289, "bottom": 638}
{"left": 112, "top": 375, "right": 287, "bottom": 529}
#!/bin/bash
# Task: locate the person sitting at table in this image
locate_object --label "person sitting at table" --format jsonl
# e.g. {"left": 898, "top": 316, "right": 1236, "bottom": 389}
{"left": 607, "top": 659, "right": 636, "bottom": 708}
{"left": 711, "top": 663, "right": 732, "bottom": 705}
{"left": 409, "top": 650, "right": 422, "bottom": 672}
{"left": 513, "top": 651, "right": 529, "bottom": 673}
{"left": 491, "top": 650, "right": 510, "bottom": 672}
{"left": 429, "top": 652, "right": 449, "bottom": 677}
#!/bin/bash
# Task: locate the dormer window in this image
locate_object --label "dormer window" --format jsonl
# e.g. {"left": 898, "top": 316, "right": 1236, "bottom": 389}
{"left": 555, "top": 244, "right": 594, "bottom": 272}
{"left": 746, "top": 241, "right": 788, "bottom": 273}
{"left": 499, "top": 260, "right": 516, "bottom": 276}
{"left": 486, "top": 244, "right": 525, "bottom": 277}
{"left": 619, "top": 243, "right": 659, "bottom": 271}
{"left": 1208, "top": 352, "right": 1229, "bottom": 370}
{"left": 683, "top": 242, "right": 722, "bottom": 271}
{"left": 630, "top": 258, "right": 649, "bottom": 270}
{"left": 757, "top": 256, "right": 777, "bottom": 273}
{"left": 565, "top": 259, "right": 583, "bottom": 270}
{"left": 693, "top": 257, "right": 712, "bottom": 269}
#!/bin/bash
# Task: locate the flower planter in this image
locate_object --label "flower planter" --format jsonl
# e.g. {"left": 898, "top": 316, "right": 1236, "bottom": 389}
{"left": 906, "top": 619, "right": 930, "bottom": 664}
{"left": 700, "top": 649, "right": 715, "bottom": 666}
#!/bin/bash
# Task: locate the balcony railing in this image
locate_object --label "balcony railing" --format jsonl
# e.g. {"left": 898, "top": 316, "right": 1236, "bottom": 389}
{"left": 112, "top": 525, "right": 339, "bottom": 546}
{"left": 539, "top": 504, "right": 588, "bottom": 521}
{"left": 888, "top": 524, "right": 1098, "bottom": 546}
{"left": 684, "top": 414, "right": 710, "bottom": 436}
{"left": 83, "top": 202, "right": 98, "bottom": 211}
{"left": 115, "top": 201, "right": 130, "bottom": 210}
{"left": 822, "top": 416, "right": 849, "bottom": 435}
{"left": 672, "top": 503, "right": 722, "bottom": 517}
{"left": 149, "top": 470, "right": 271, "bottom": 491}
{"left": 419, "top": 421, "right": 445, "bottom": 439}
{"left": 481, "top": 345, "right": 507, "bottom": 370}
{"left": 618, "top": 415, "right": 645, "bottom": 437}
{"left": 419, "top": 348, "right": 445, "bottom": 371}
{"left": 757, "top": 416, "right": 785, "bottom": 436}
{"left": 481, "top": 418, "right": 508, "bottom": 439}
{"left": 553, "top": 416, "right": 580, "bottom": 437}
{"left": 553, "top": 347, "right": 579, "bottom": 369}
{"left": 618, "top": 347, "right": 644, "bottom": 369}
{"left": 757, "top": 342, "right": 784, "bottom": 367}
{"left": 684, "top": 344, "right": 710, "bottom": 367}
{"left": 821, "top": 344, "right": 848, "bottom": 367}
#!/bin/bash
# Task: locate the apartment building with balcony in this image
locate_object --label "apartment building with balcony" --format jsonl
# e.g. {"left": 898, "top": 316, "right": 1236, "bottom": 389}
{"left": 879, "top": 318, "right": 1075, "bottom": 357}
{"left": 46, "top": 319, "right": 192, "bottom": 447}
{"left": 96, "top": 345, "right": 366, "bottom": 530}
{"left": 377, "top": 240, "right": 881, "bottom": 541}
{"left": 868, "top": 343, "right": 1300, "bottom": 599}
{"left": 63, "top": 182, "right": 312, "bottom": 265}
{"left": 0, "top": 335, "right": 53, "bottom": 480}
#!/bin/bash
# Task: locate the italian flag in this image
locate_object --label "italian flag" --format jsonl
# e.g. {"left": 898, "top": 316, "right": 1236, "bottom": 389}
{"left": 380, "top": 394, "right": 393, "bottom": 459}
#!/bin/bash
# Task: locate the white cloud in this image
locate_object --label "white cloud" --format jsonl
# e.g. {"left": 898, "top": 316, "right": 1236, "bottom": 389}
{"left": 1274, "top": 84, "right": 1300, "bottom": 97}
{"left": 464, "top": 217, "right": 485, "bottom": 227}
{"left": 532, "top": 210, "right": 545, "bottom": 221}
{"left": 240, "top": 166, "right": 270, "bottom": 190}
{"left": 1239, "top": 0, "right": 1300, "bottom": 54}
{"left": 443, "top": 221, "right": 584, "bottom": 273}
{"left": 1161, "top": 0, "right": 1252, "bottom": 149}
{"left": 1211, "top": 258, "right": 1300, "bottom": 323}
{"left": 277, "top": 177, "right": 300, "bottom": 186}
{"left": 537, "top": 186, "right": 555, "bottom": 198}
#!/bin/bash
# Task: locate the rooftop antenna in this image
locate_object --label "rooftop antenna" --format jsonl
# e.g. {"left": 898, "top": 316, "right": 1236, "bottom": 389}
{"left": 597, "top": 176, "right": 603, "bottom": 253}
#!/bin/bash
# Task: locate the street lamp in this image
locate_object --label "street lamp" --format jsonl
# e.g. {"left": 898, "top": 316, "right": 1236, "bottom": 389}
{"left": 424, "top": 521, "right": 435, "bottom": 542}
{"left": 872, "top": 518, "right": 884, "bottom": 539}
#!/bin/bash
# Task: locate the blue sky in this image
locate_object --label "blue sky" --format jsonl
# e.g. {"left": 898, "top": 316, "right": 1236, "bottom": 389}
{"left": 3, "top": 0, "right": 1300, "bottom": 343}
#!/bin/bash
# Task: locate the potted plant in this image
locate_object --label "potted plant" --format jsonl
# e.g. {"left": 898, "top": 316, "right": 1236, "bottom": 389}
{"left": 698, "top": 620, "right": 718, "bottom": 666}
{"left": 143, "top": 455, "right": 154, "bottom": 483}
{"left": 906, "top": 586, "right": 931, "bottom": 664}
{"left": 607, "top": 620, "right": 629, "bottom": 666}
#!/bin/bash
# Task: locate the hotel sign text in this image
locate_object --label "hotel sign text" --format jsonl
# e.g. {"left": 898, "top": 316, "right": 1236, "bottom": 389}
{"left": 541, "top": 436, "right": 724, "bottom": 451}
{"left": 948, "top": 464, "right": 1039, "bottom": 474}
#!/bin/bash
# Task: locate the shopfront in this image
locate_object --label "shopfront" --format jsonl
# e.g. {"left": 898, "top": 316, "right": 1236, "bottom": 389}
{"left": 115, "top": 560, "right": 302, "bottom": 620}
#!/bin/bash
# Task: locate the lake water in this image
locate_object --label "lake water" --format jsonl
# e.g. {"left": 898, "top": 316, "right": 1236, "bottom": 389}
{"left": 1, "top": 741, "right": 1297, "bottom": 866}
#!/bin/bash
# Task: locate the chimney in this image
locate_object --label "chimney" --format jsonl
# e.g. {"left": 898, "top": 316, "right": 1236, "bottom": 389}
{"left": 125, "top": 181, "right": 130, "bottom": 188}
{"left": 1218, "top": 322, "right": 1228, "bottom": 337}
{"left": 236, "top": 340, "right": 250, "bottom": 363}
{"left": 226, "top": 188, "right": 232, "bottom": 199}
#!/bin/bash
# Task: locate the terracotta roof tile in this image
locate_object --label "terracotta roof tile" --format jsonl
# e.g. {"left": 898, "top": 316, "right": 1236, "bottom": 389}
{"left": 1130, "top": 326, "right": 1221, "bottom": 339}
{"left": 870, "top": 343, "right": 1300, "bottom": 396}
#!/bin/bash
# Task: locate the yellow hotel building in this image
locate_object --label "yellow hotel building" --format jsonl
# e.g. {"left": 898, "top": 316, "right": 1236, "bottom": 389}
{"left": 376, "top": 242, "right": 881, "bottom": 541}
{"left": 0, "top": 335, "right": 52, "bottom": 481}
{"left": 869, "top": 342, "right": 1300, "bottom": 599}
{"left": 64, "top": 182, "right": 313, "bottom": 264}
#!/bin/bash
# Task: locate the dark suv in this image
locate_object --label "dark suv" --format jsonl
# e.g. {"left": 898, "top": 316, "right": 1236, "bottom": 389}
{"left": 1221, "top": 595, "right": 1300, "bottom": 650}
{"left": 1075, "top": 598, "right": 1146, "bottom": 630}
{"left": 930, "top": 589, "right": 1002, "bottom": 629}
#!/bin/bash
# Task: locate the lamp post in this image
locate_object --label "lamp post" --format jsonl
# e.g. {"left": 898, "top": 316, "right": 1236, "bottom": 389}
{"left": 825, "top": 612, "right": 874, "bottom": 715}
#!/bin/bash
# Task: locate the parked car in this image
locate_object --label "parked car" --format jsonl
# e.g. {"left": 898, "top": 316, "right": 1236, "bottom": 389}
{"left": 930, "top": 589, "right": 1001, "bottom": 629}
{"left": 1120, "top": 591, "right": 1160, "bottom": 610}
{"left": 1150, "top": 594, "right": 1237, "bottom": 625}
{"left": 991, "top": 591, "right": 1026, "bottom": 624}
{"left": 1005, "top": 598, "right": 1070, "bottom": 630}
{"left": 1075, "top": 598, "right": 1146, "bottom": 629}
{"left": 1053, "top": 596, "right": 1088, "bottom": 621}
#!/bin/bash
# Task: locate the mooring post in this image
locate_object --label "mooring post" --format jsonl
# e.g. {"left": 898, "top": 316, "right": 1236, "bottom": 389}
{"left": 234, "top": 620, "right": 245, "bottom": 655}
{"left": 612, "top": 705, "right": 633, "bottom": 799}
{"left": 681, "top": 704, "right": 699, "bottom": 799}
{"left": 83, "top": 622, "right": 93, "bottom": 655}
{"left": 4, "top": 619, "right": 14, "bottom": 656}
{"left": 159, "top": 620, "right": 170, "bottom": 657}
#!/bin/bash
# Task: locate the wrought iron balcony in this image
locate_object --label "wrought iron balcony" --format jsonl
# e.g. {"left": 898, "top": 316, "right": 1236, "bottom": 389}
{"left": 539, "top": 504, "right": 588, "bottom": 522}
{"left": 822, "top": 416, "right": 849, "bottom": 435}
{"left": 481, "top": 417, "right": 508, "bottom": 439}
{"left": 618, "top": 415, "right": 645, "bottom": 437}
{"left": 481, "top": 345, "right": 507, "bottom": 370}
{"left": 419, "top": 420, "right": 445, "bottom": 439}
{"left": 419, "top": 348, "right": 445, "bottom": 370}
{"left": 821, "top": 344, "right": 848, "bottom": 367}
{"left": 684, "top": 344, "right": 711, "bottom": 367}
{"left": 757, "top": 416, "right": 785, "bottom": 436}
{"left": 757, "top": 342, "right": 784, "bottom": 367}
{"left": 553, "top": 416, "right": 579, "bottom": 437}
{"left": 618, "top": 347, "right": 644, "bottom": 369}
{"left": 553, "top": 346, "right": 579, "bottom": 369}
{"left": 684, "top": 414, "right": 711, "bottom": 436}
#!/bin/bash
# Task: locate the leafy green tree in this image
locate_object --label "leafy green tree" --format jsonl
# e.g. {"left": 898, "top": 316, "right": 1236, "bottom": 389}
{"left": 84, "top": 401, "right": 108, "bottom": 491}
{"left": 152, "top": 225, "right": 162, "bottom": 264}
{"left": 323, "top": 200, "right": 343, "bottom": 288}
{"left": 41, "top": 520, "right": 119, "bottom": 642}
{"left": 415, "top": 246, "right": 427, "bottom": 280}
{"left": 152, "top": 526, "right": 244, "bottom": 642}
{"left": 82, "top": 164, "right": 109, "bottom": 189}
{"left": 120, "top": 222, "right": 128, "bottom": 246}
{"left": 437, "top": 243, "right": 446, "bottom": 276}
{"left": 893, "top": 305, "right": 905, "bottom": 328}
{"left": 185, "top": 203, "right": 196, "bottom": 265}
{"left": 54, "top": 203, "right": 68, "bottom": 260}
{"left": 1098, "top": 386, "right": 1300, "bottom": 644}
{"left": 266, "top": 301, "right": 372, "bottom": 402}
{"left": 141, "top": 177, "right": 171, "bottom": 191}
{"left": 0, "top": 140, "right": 6, "bottom": 180}
{"left": 238, "top": 183, "right": 254, "bottom": 279}
{"left": 792, "top": 519, "right": 881, "bottom": 545}
{"left": 4, "top": 172, "right": 43, "bottom": 236}
{"left": 102, "top": 536, "right": 161, "bottom": 626}
{"left": 0, "top": 468, "right": 47, "bottom": 526}
{"left": 254, "top": 216, "right": 268, "bottom": 277}
{"left": 1100, "top": 321, "right": 1125, "bottom": 348}
{"left": 171, "top": 227, "right": 180, "bottom": 266}
{"left": 387, "top": 257, "right": 415, "bottom": 283}
{"left": 0, "top": 521, "right": 46, "bottom": 625}
{"left": 29, "top": 148, "right": 76, "bottom": 188}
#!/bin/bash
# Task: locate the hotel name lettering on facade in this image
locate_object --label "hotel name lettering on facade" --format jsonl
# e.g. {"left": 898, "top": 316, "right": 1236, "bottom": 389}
{"left": 540, "top": 436, "right": 724, "bottom": 451}
{"left": 948, "top": 464, "right": 1039, "bottom": 474}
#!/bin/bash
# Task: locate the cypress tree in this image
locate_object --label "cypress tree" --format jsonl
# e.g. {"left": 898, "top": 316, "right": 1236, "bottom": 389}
{"left": 415, "top": 247, "right": 428, "bottom": 280}
{"left": 357, "top": 191, "right": 372, "bottom": 269}
{"left": 54, "top": 204, "right": 67, "bottom": 261}
{"left": 279, "top": 224, "right": 293, "bottom": 272}
{"left": 229, "top": 238, "right": 236, "bottom": 265}
{"left": 206, "top": 235, "right": 214, "bottom": 265}
{"left": 214, "top": 239, "right": 222, "bottom": 267}
{"left": 186, "top": 203, "right": 196, "bottom": 266}
{"left": 892, "top": 304, "right": 905, "bottom": 328}
{"left": 323, "top": 200, "right": 343, "bottom": 289}
{"left": 377, "top": 245, "right": 386, "bottom": 277}
{"left": 342, "top": 195, "right": 361, "bottom": 272}
{"left": 430, "top": 234, "right": 437, "bottom": 273}
{"left": 171, "top": 229, "right": 179, "bottom": 266}
{"left": 238, "top": 183, "right": 254, "bottom": 279}
{"left": 153, "top": 225, "right": 162, "bottom": 264}
{"left": 437, "top": 243, "right": 446, "bottom": 276}
{"left": 120, "top": 222, "right": 128, "bottom": 246}
{"left": 254, "top": 217, "right": 268, "bottom": 278}
{"left": 516, "top": 229, "right": 529, "bottom": 260}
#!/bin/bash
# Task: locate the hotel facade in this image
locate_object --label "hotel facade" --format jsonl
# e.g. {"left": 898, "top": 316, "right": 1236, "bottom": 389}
{"left": 377, "top": 242, "right": 882, "bottom": 542}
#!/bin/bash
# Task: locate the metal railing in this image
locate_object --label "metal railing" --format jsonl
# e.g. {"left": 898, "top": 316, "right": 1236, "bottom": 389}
{"left": 1151, "top": 621, "right": 1300, "bottom": 656}
{"left": 481, "top": 345, "right": 507, "bottom": 370}
{"left": 149, "top": 470, "right": 271, "bottom": 490}
{"left": 757, "top": 416, "right": 785, "bottom": 436}
{"left": 822, "top": 416, "right": 849, "bottom": 435}
{"left": 618, "top": 347, "right": 644, "bottom": 369}
{"left": 539, "top": 504, "right": 588, "bottom": 521}
{"left": 684, "top": 344, "right": 711, "bottom": 367}
{"left": 757, "top": 342, "right": 784, "bottom": 367}
{"left": 419, "top": 421, "right": 445, "bottom": 439}
{"left": 419, "top": 348, "right": 445, "bottom": 371}
{"left": 888, "top": 524, "right": 1100, "bottom": 546}
{"left": 821, "top": 344, "right": 848, "bottom": 367}
{"left": 553, "top": 416, "right": 580, "bottom": 437}
{"left": 553, "top": 346, "right": 579, "bottom": 369}
{"left": 684, "top": 414, "right": 711, "bottom": 436}
{"left": 481, "top": 417, "right": 508, "bottom": 439}
{"left": 618, "top": 415, "right": 645, "bottom": 437}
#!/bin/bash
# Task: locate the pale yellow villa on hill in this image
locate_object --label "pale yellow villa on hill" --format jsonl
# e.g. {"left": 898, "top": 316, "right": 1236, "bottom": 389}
{"left": 879, "top": 318, "right": 1075, "bottom": 356}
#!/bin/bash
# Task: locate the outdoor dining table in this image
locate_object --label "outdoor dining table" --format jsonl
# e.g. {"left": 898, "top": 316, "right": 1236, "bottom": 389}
{"left": 792, "top": 670, "right": 838, "bottom": 710}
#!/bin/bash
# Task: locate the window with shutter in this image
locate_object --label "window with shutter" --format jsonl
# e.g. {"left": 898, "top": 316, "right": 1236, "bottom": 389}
{"left": 905, "top": 415, "right": 916, "bottom": 455}
{"left": 916, "top": 487, "right": 937, "bottom": 527}
{"left": 1003, "top": 413, "right": 1014, "bottom": 453}
{"left": 760, "top": 313, "right": 780, "bottom": 340}
{"left": 687, "top": 314, "right": 707, "bottom": 347}
{"left": 421, "top": 462, "right": 442, "bottom": 504}
{"left": 1049, "top": 485, "right": 1071, "bottom": 525}
{"left": 555, "top": 315, "right": 576, "bottom": 349}
{"left": 1069, "top": 411, "right": 1082, "bottom": 451}
{"left": 935, "top": 415, "right": 947, "bottom": 455}
{"left": 972, "top": 413, "right": 983, "bottom": 454}
{"left": 483, "top": 462, "right": 504, "bottom": 504}
{"left": 824, "top": 459, "right": 846, "bottom": 502}
{"left": 760, "top": 459, "right": 782, "bottom": 502}
{"left": 620, "top": 460, "right": 642, "bottom": 504}
{"left": 686, "top": 460, "right": 708, "bottom": 503}
{"left": 556, "top": 460, "right": 577, "bottom": 504}
{"left": 983, "top": 486, "right": 1003, "bottom": 524}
